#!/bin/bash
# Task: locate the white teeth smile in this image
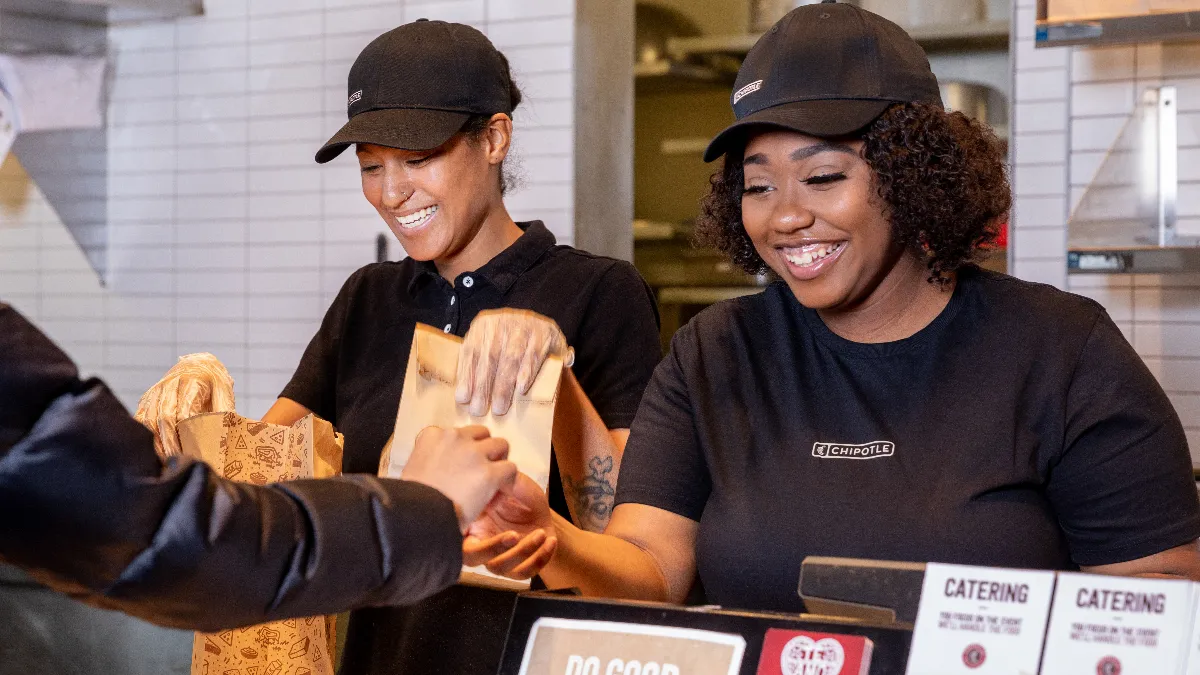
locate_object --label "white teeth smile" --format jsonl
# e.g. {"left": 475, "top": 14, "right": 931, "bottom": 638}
{"left": 398, "top": 205, "right": 438, "bottom": 229}
{"left": 783, "top": 242, "right": 844, "bottom": 267}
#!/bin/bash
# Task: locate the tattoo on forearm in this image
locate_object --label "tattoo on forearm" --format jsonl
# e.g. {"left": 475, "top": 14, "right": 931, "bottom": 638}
{"left": 564, "top": 456, "right": 616, "bottom": 532}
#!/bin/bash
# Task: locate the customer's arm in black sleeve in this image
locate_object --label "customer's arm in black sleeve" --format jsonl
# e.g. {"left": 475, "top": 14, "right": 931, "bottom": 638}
{"left": 0, "top": 302, "right": 511, "bottom": 632}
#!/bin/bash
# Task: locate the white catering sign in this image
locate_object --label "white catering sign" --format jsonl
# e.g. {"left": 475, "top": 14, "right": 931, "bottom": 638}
{"left": 1041, "top": 572, "right": 1196, "bottom": 675}
{"left": 906, "top": 563, "right": 1057, "bottom": 675}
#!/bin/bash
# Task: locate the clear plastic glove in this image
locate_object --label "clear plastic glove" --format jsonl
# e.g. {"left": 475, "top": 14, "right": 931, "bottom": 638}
{"left": 133, "top": 353, "right": 235, "bottom": 458}
{"left": 401, "top": 425, "right": 518, "bottom": 532}
{"left": 463, "top": 471, "right": 557, "bottom": 579}
{"left": 455, "top": 309, "right": 575, "bottom": 417}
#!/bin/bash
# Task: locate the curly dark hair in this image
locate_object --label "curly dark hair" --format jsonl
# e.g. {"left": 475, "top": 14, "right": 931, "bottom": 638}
{"left": 694, "top": 102, "right": 1010, "bottom": 285}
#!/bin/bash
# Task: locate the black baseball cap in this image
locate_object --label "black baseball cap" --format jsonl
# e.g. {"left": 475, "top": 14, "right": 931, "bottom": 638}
{"left": 703, "top": 0, "right": 942, "bottom": 162}
{"left": 315, "top": 19, "right": 513, "bottom": 164}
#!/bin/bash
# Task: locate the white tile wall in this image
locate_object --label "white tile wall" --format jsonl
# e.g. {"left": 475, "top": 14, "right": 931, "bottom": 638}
{"left": 1011, "top": 0, "right": 1200, "bottom": 460}
{"left": 0, "top": 0, "right": 577, "bottom": 419}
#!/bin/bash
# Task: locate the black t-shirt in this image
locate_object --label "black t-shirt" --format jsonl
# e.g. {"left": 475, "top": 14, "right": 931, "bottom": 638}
{"left": 616, "top": 266, "right": 1200, "bottom": 613}
{"left": 280, "top": 221, "right": 662, "bottom": 518}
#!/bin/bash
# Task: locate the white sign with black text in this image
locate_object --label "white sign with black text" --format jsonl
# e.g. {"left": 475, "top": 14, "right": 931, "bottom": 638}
{"left": 1041, "top": 572, "right": 1196, "bottom": 675}
{"left": 906, "top": 563, "right": 1056, "bottom": 675}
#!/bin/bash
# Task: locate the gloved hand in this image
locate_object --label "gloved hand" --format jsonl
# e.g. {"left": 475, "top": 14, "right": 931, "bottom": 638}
{"left": 134, "top": 353, "right": 235, "bottom": 457}
{"left": 455, "top": 309, "right": 574, "bottom": 417}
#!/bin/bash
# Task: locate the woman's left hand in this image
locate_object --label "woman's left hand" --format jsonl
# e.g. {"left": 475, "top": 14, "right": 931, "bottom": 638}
{"left": 462, "top": 472, "right": 558, "bottom": 578}
{"left": 455, "top": 309, "right": 574, "bottom": 417}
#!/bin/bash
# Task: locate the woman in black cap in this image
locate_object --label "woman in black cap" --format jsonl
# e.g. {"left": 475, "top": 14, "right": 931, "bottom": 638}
{"left": 475, "top": 2, "right": 1200, "bottom": 608}
{"left": 137, "top": 18, "right": 660, "bottom": 672}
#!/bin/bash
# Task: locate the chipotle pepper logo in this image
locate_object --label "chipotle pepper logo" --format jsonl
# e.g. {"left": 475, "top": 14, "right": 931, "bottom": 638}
{"left": 962, "top": 644, "right": 986, "bottom": 668}
{"left": 1097, "top": 656, "right": 1121, "bottom": 675}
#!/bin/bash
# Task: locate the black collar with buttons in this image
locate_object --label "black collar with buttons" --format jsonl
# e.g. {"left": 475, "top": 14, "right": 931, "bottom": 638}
{"left": 406, "top": 220, "right": 556, "bottom": 296}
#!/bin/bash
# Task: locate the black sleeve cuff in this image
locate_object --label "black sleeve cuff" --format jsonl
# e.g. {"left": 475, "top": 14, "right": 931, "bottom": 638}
{"left": 614, "top": 487, "right": 704, "bottom": 523}
{"left": 597, "top": 410, "right": 636, "bottom": 431}
{"left": 1069, "top": 515, "right": 1200, "bottom": 567}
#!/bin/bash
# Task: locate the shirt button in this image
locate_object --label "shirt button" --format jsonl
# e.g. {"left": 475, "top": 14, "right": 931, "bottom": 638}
{"left": 462, "top": 275, "right": 474, "bottom": 288}
{"left": 443, "top": 324, "right": 452, "bottom": 333}
{"left": 450, "top": 295, "right": 456, "bottom": 306}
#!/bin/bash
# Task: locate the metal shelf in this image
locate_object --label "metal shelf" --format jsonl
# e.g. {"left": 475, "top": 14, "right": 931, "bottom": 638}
{"left": 634, "top": 60, "right": 733, "bottom": 95}
{"left": 1036, "top": 10, "right": 1200, "bottom": 48}
{"left": 666, "top": 19, "right": 1011, "bottom": 59}
{"left": 1068, "top": 247, "right": 1200, "bottom": 274}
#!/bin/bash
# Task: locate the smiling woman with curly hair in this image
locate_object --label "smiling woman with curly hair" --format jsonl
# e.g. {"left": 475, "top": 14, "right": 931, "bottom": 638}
{"left": 696, "top": 101, "right": 1010, "bottom": 286}
{"left": 473, "top": 2, "right": 1200, "bottom": 611}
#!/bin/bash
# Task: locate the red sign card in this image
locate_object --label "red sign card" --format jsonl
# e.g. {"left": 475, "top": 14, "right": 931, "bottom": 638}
{"left": 756, "top": 628, "right": 873, "bottom": 675}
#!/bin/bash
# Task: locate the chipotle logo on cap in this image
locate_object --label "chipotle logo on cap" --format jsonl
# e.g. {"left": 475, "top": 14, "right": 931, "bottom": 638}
{"left": 756, "top": 629, "right": 872, "bottom": 675}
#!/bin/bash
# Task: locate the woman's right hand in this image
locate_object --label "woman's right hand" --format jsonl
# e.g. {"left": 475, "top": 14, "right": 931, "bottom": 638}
{"left": 134, "top": 353, "right": 236, "bottom": 457}
{"left": 463, "top": 472, "right": 558, "bottom": 579}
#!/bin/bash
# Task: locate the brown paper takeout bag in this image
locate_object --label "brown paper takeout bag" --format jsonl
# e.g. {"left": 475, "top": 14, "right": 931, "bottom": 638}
{"left": 177, "top": 412, "right": 344, "bottom": 675}
{"left": 379, "top": 323, "right": 563, "bottom": 590}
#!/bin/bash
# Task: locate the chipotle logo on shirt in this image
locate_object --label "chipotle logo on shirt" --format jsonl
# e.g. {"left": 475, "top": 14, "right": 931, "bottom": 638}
{"left": 811, "top": 441, "right": 895, "bottom": 460}
{"left": 756, "top": 628, "right": 873, "bottom": 675}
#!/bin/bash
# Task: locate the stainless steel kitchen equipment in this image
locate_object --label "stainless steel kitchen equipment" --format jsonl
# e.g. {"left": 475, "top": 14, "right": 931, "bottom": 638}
{"left": 1067, "top": 85, "right": 1200, "bottom": 273}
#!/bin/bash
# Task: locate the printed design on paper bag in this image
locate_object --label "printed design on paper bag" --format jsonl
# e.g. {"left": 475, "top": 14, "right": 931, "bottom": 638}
{"left": 190, "top": 413, "right": 334, "bottom": 675}
{"left": 781, "top": 636, "right": 844, "bottom": 675}
{"left": 288, "top": 637, "right": 310, "bottom": 659}
{"left": 255, "top": 627, "right": 280, "bottom": 649}
{"left": 733, "top": 79, "right": 763, "bottom": 105}
{"left": 255, "top": 446, "right": 282, "bottom": 469}
{"left": 962, "top": 644, "right": 986, "bottom": 668}
{"left": 1096, "top": 656, "right": 1121, "bottom": 675}
{"left": 812, "top": 441, "right": 894, "bottom": 460}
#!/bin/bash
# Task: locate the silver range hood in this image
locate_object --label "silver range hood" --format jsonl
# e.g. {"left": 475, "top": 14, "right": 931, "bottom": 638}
{"left": 0, "top": 0, "right": 200, "bottom": 284}
{"left": 1067, "top": 85, "right": 1200, "bottom": 274}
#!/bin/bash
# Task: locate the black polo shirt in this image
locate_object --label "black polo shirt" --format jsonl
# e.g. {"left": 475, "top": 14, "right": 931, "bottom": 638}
{"left": 281, "top": 221, "right": 662, "bottom": 515}
{"left": 281, "top": 222, "right": 662, "bottom": 675}
{"left": 616, "top": 266, "right": 1200, "bottom": 613}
